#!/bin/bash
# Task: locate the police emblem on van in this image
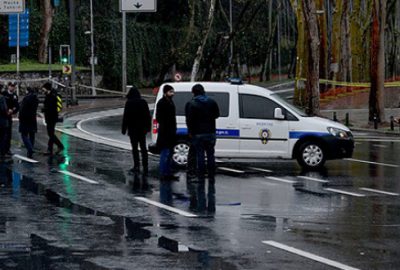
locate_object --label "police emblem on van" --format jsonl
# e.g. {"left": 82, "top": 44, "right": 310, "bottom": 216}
{"left": 259, "top": 129, "right": 271, "bottom": 144}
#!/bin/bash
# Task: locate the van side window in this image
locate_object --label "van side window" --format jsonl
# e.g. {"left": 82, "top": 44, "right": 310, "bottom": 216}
{"left": 239, "top": 94, "right": 286, "bottom": 119}
{"left": 174, "top": 92, "right": 229, "bottom": 117}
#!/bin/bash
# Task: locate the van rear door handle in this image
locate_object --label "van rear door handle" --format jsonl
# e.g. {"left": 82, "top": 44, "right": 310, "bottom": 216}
{"left": 226, "top": 125, "right": 236, "bottom": 129}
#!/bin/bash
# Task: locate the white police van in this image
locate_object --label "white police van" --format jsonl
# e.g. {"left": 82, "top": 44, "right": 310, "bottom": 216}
{"left": 150, "top": 81, "right": 354, "bottom": 170}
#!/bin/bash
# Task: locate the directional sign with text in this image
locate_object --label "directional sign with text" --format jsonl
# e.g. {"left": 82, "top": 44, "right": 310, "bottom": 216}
{"left": 0, "top": 0, "right": 25, "bottom": 13}
{"left": 8, "top": 9, "right": 29, "bottom": 47}
{"left": 119, "top": 0, "right": 157, "bottom": 12}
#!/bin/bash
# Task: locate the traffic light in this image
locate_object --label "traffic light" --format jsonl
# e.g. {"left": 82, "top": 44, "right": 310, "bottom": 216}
{"left": 60, "top": 45, "right": 70, "bottom": 64}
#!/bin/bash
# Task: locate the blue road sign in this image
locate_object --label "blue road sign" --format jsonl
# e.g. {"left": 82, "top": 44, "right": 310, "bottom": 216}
{"left": 8, "top": 9, "right": 29, "bottom": 47}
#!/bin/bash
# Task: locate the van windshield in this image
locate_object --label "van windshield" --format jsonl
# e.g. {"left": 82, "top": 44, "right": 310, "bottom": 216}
{"left": 270, "top": 94, "right": 308, "bottom": 117}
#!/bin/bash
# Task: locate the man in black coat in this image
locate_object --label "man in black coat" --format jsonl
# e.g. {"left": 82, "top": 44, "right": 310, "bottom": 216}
{"left": 156, "top": 84, "right": 177, "bottom": 180}
{"left": 2, "top": 82, "right": 19, "bottom": 155}
{"left": 19, "top": 87, "right": 39, "bottom": 158}
{"left": 185, "top": 84, "right": 220, "bottom": 181}
{"left": 0, "top": 85, "right": 9, "bottom": 161}
{"left": 42, "top": 82, "right": 64, "bottom": 155}
{"left": 122, "top": 86, "right": 151, "bottom": 174}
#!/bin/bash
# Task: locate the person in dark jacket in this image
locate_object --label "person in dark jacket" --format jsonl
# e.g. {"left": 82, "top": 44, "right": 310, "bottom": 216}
{"left": 0, "top": 85, "right": 9, "bottom": 161}
{"left": 185, "top": 84, "right": 219, "bottom": 181}
{"left": 2, "top": 82, "right": 19, "bottom": 155}
{"left": 156, "top": 84, "right": 177, "bottom": 180}
{"left": 19, "top": 87, "right": 39, "bottom": 158}
{"left": 42, "top": 82, "right": 64, "bottom": 155}
{"left": 122, "top": 86, "right": 151, "bottom": 174}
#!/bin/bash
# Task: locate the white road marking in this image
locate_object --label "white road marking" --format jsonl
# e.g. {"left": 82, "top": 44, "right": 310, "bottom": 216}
{"left": 217, "top": 167, "right": 245, "bottom": 174}
{"left": 372, "top": 144, "right": 387, "bottom": 148}
{"left": 13, "top": 154, "right": 39, "bottom": 163}
{"left": 297, "top": 176, "right": 329, "bottom": 183}
{"left": 265, "top": 176, "right": 297, "bottom": 184}
{"left": 248, "top": 167, "right": 273, "bottom": 173}
{"left": 344, "top": 158, "right": 399, "bottom": 168}
{"left": 359, "top": 188, "right": 399, "bottom": 196}
{"left": 134, "top": 197, "right": 198, "bottom": 218}
{"left": 324, "top": 188, "right": 365, "bottom": 197}
{"left": 356, "top": 138, "right": 400, "bottom": 143}
{"left": 262, "top": 240, "right": 360, "bottom": 270}
{"left": 58, "top": 170, "right": 99, "bottom": 184}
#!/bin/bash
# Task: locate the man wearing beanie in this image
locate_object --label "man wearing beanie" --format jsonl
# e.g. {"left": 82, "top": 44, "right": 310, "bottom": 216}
{"left": 156, "top": 84, "right": 178, "bottom": 181}
{"left": 42, "top": 82, "right": 64, "bottom": 155}
{"left": 185, "top": 84, "right": 219, "bottom": 182}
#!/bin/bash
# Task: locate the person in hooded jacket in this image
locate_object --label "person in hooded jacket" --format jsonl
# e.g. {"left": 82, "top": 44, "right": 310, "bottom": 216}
{"left": 42, "top": 82, "right": 64, "bottom": 155}
{"left": 156, "top": 84, "right": 178, "bottom": 180}
{"left": 18, "top": 87, "right": 39, "bottom": 158}
{"left": 122, "top": 86, "right": 151, "bottom": 174}
{"left": 185, "top": 84, "right": 219, "bottom": 182}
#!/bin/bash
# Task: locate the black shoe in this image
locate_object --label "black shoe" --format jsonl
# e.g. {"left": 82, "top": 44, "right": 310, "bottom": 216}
{"left": 43, "top": 151, "right": 53, "bottom": 156}
{"left": 27, "top": 152, "right": 33, "bottom": 159}
{"left": 167, "top": 175, "right": 179, "bottom": 181}
{"left": 55, "top": 147, "right": 64, "bottom": 155}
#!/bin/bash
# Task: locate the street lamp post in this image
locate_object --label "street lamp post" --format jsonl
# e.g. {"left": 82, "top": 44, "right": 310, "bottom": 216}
{"left": 229, "top": 0, "right": 233, "bottom": 77}
{"left": 89, "top": 0, "right": 96, "bottom": 96}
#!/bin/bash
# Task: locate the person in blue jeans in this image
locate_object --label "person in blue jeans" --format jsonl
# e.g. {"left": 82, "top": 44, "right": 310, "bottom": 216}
{"left": 185, "top": 84, "right": 220, "bottom": 182}
{"left": 156, "top": 85, "right": 178, "bottom": 181}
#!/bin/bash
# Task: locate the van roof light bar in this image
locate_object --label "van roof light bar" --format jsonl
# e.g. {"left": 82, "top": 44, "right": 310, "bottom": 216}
{"left": 227, "top": 78, "right": 243, "bottom": 85}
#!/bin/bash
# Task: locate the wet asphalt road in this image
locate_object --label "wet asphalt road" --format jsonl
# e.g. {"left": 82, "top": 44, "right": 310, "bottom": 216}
{"left": 1, "top": 109, "right": 400, "bottom": 269}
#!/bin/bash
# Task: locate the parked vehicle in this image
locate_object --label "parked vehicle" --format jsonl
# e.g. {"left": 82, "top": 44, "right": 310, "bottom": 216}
{"left": 149, "top": 81, "right": 354, "bottom": 170}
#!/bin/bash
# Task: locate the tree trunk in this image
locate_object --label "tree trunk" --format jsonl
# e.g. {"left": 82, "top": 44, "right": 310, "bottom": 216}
{"left": 190, "top": 0, "right": 217, "bottom": 82}
{"left": 302, "top": 0, "right": 320, "bottom": 116}
{"left": 316, "top": 0, "right": 328, "bottom": 91}
{"left": 338, "top": 0, "right": 352, "bottom": 82}
{"left": 369, "top": 0, "right": 386, "bottom": 123}
{"left": 38, "top": 0, "right": 54, "bottom": 64}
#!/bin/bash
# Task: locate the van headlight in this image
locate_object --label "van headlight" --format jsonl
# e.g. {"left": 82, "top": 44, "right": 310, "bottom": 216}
{"left": 327, "top": 127, "right": 349, "bottom": 139}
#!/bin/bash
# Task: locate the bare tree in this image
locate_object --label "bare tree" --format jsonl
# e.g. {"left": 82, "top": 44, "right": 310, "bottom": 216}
{"left": 369, "top": 0, "right": 386, "bottom": 123}
{"left": 191, "top": 0, "right": 217, "bottom": 81}
{"left": 302, "top": 0, "right": 320, "bottom": 115}
{"left": 38, "top": 0, "right": 54, "bottom": 63}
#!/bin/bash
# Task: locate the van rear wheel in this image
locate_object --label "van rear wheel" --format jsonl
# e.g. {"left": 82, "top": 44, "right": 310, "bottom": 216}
{"left": 172, "top": 140, "right": 189, "bottom": 167}
{"left": 296, "top": 141, "right": 326, "bottom": 170}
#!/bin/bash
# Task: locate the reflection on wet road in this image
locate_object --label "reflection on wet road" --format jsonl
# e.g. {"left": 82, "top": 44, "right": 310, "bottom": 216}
{"left": 1, "top": 110, "right": 399, "bottom": 269}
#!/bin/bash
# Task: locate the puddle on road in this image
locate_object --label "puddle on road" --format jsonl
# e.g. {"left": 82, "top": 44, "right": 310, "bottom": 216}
{"left": 0, "top": 167, "right": 238, "bottom": 269}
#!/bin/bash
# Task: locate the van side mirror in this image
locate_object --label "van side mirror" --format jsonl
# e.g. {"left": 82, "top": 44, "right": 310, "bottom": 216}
{"left": 274, "top": 108, "right": 285, "bottom": 120}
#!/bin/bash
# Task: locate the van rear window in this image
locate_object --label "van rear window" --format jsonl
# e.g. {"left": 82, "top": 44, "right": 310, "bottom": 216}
{"left": 174, "top": 92, "right": 229, "bottom": 117}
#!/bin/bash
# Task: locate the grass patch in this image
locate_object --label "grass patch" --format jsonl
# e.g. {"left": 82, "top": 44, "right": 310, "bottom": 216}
{"left": 0, "top": 60, "right": 90, "bottom": 72}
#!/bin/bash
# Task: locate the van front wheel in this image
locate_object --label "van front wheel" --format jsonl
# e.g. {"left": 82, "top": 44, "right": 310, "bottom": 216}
{"left": 172, "top": 140, "right": 190, "bottom": 167}
{"left": 296, "top": 141, "right": 326, "bottom": 170}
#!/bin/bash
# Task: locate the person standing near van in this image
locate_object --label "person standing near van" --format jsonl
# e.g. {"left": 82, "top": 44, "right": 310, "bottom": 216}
{"left": 122, "top": 86, "right": 151, "bottom": 175}
{"left": 0, "top": 86, "right": 9, "bottom": 161}
{"left": 42, "top": 82, "right": 64, "bottom": 155}
{"left": 18, "top": 87, "right": 39, "bottom": 158}
{"left": 185, "top": 84, "right": 219, "bottom": 181}
{"left": 2, "top": 82, "right": 19, "bottom": 156}
{"left": 156, "top": 85, "right": 177, "bottom": 180}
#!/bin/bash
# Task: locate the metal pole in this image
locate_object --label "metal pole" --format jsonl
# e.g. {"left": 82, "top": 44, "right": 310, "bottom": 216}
{"left": 69, "top": 0, "right": 77, "bottom": 103}
{"left": 122, "top": 11, "right": 127, "bottom": 93}
{"left": 48, "top": 46, "right": 52, "bottom": 78}
{"left": 90, "top": 0, "right": 96, "bottom": 96}
{"left": 16, "top": 13, "right": 20, "bottom": 96}
{"left": 277, "top": 11, "right": 281, "bottom": 81}
{"left": 229, "top": 0, "right": 233, "bottom": 77}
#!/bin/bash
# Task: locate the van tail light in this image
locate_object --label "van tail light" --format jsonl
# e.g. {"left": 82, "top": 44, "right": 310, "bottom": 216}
{"left": 152, "top": 119, "right": 158, "bottom": 134}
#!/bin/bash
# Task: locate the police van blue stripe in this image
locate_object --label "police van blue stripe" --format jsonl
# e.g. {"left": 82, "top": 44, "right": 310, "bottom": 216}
{"left": 289, "top": 131, "right": 329, "bottom": 139}
{"left": 176, "top": 128, "right": 240, "bottom": 137}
